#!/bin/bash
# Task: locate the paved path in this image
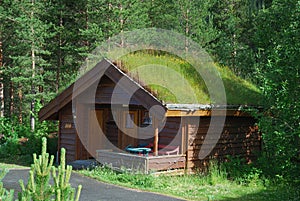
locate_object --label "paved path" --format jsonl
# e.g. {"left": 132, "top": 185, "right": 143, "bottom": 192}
{"left": 3, "top": 169, "right": 185, "bottom": 201}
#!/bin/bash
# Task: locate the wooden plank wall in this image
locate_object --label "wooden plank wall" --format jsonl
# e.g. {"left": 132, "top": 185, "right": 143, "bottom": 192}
{"left": 187, "top": 116, "right": 261, "bottom": 171}
{"left": 159, "top": 117, "right": 182, "bottom": 149}
{"left": 104, "top": 109, "right": 119, "bottom": 148}
{"left": 138, "top": 117, "right": 182, "bottom": 153}
{"left": 59, "top": 103, "right": 77, "bottom": 162}
{"left": 59, "top": 103, "right": 90, "bottom": 162}
{"left": 76, "top": 103, "right": 90, "bottom": 160}
{"left": 94, "top": 75, "right": 141, "bottom": 105}
{"left": 148, "top": 155, "right": 186, "bottom": 171}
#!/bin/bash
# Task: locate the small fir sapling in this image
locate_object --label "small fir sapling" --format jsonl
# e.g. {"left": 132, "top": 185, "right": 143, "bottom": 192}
{"left": 52, "top": 148, "right": 82, "bottom": 201}
{"left": 18, "top": 137, "right": 82, "bottom": 201}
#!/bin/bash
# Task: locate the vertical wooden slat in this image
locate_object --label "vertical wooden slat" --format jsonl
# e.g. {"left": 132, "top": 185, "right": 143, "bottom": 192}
{"left": 153, "top": 117, "right": 159, "bottom": 156}
{"left": 181, "top": 117, "right": 186, "bottom": 155}
{"left": 185, "top": 117, "right": 190, "bottom": 171}
{"left": 117, "top": 108, "right": 122, "bottom": 149}
{"left": 75, "top": 133, "right": 79, "bottom": 160}
{"left": 75, "top": 102, "right": 81, "bottom": 160}
{"left": 58, "top": 111, "right": 62, "bottom": 164}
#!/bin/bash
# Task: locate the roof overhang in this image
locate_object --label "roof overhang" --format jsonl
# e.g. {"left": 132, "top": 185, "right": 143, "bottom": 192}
{"left": 39, "top": 59, "right": 262, "bottom": 121}
{"left": 165, "top": 104, "right": 260, "bottom": 117}
{"left": 39, "top": 59, "right": 165, "bottom": 121}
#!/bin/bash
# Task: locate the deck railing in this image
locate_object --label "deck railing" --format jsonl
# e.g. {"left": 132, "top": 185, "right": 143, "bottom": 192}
{"left": 96, "top": 150, "right": 186, "bottom": 174}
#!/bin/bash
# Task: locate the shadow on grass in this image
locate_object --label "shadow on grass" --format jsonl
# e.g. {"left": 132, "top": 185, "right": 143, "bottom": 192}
{"left": 220, "top": 183, "right": 300, "bottom": 201}
{"left": 0, "top": 155, "right": 33, "bottom": 168}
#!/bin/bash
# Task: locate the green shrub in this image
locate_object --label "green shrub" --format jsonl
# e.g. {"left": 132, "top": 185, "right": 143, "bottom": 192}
{"left": 206, "top": 160, "right": 228, "bottom": 185}
{"left": 0, "top": 137, "right": 20, "bottom": 157}
{"left": 0, "top": 117, "right": 57, "bottom": 160}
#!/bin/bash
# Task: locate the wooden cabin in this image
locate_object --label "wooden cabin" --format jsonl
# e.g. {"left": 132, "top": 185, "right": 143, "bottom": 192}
{"left": 39, "top": 58, "right": 261, "bottom": 173}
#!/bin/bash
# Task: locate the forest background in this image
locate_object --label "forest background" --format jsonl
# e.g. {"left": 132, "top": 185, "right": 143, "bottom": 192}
{"left": 0, "top": 0, "right": 299, "bottom": 181}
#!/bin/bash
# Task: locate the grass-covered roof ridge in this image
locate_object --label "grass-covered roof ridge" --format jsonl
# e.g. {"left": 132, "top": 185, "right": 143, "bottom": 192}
{"left": 118, "top": 51, "right": 262, "bottom": 105}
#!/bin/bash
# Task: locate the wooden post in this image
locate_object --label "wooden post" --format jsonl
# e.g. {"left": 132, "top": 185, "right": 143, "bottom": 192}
{"left": 185, "top": 117, "right": 190, "bottom": 173}
{"left": 153, "top": 117, "right": 159, "bottom": 156}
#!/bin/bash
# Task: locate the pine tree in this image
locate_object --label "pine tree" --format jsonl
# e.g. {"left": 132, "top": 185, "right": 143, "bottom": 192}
{"left": 102, "top": 0, "right": 150, "bottom": 45}
{"left": 209, "top": 0, "right": 257, "bottom": 78}
{"left": 0, "top": 0, "right": 4, "bottom": 117}
{"left": 19, "top": 138, "right": 54, "bottom": 200}
{"left": 1, "top": 0, "right": 52, "bottom": 126}
{"left": 175, "top": 0, "right": 217, "bottom": 51}
{"left": 253, "top": 0, "right": 300, "bottom": 177}
{"left": 148, "top": 0, "right": 179, "bottom": 30}
{"left": 18, "top": 137, "right": 82, "bottom": 201}
{"left": 52, "top": 148, "right": 82, "bottom": 201}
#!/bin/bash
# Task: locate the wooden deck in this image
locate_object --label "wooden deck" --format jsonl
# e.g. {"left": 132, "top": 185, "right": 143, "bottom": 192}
{"left": 96, "top": 150, "right": 186, "bottom": 174}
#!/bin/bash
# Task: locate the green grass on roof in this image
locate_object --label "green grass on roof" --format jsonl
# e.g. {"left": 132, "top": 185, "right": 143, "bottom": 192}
{"left": 118, "top": 51, "right": 263, "bottom": 105}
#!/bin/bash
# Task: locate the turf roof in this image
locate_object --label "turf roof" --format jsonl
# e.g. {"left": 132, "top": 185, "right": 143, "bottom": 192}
{"left": 118, "top": 51, "right": 263, "bottom": 106}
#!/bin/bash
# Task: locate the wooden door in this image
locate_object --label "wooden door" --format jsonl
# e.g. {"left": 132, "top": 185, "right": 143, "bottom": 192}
{"left": 88, "top": 110, "right": 104, "bottom": 157}
{"left": 119, "top": 110, "right": 138, "bottom": 149}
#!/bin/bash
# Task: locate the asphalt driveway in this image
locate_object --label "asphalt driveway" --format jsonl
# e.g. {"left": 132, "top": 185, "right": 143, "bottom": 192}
{"left": 3, "top": 169, "right": 185, "bottom": 201}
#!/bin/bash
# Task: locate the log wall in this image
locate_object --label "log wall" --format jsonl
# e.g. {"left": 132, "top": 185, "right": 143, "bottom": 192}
{"left": 59, "top": 103, "right": 77, "bottom": 162}
{"left": 59, "top": 103, "right": 90, "bottom": 162}
{"left": 158, "top": 117, "right": 182, "bottom": 152}
{"left": 186, "top": 116, "right": 261, "bottom": 171}
{"left": 137, "top": 117, "right": 183, "bottom": 153}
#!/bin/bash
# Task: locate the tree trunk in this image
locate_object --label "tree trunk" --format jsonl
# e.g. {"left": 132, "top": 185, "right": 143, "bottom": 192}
{"left": 0, "top": 39, "right": 3, "bottom": 117}
{"left": 84, "top": 3, "right": 90, "bottom": 67}
{"left": 30, "top": 0, "right": 35, "bottom": 131}
{"left": 119, "top": 3, "right": 124, "bottom": 47}
{"left": 185, "top": 7, "right": 189, "bottom": 54}
{"left": 57, "top": 9, "right": 63, "bottom": 93}
{"left": 18, "top": 85, "right": 23, "bottom": 123}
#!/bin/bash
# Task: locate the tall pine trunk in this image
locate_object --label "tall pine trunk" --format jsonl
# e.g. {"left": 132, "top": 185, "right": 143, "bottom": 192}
{"left": 0, "top": 37, "right": 3, "bottom": 117}
{"left": 56, "top": 9, "right": 63, "bottom": 93}
{"left": 119, "top": 3, "right": 124, "bottom": 47}
{"left": 185, "top": 7, "right": 189, "bottom": 54}
{"left": 0, "top": 0, "right": 3, "bottom": 117}
{"left": 30, "top": 0, "right": 36, "bottom": 131}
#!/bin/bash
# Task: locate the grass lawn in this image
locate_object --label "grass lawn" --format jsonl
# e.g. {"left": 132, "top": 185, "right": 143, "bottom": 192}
{"left": 78, "top": 166, "right": 300, "bottom": 201}
{"left": 0, "top": 155, "right": 298, "bottom": 201}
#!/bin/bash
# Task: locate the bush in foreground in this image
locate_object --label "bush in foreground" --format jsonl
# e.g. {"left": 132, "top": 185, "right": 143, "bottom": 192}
{"left": 0, "top": 137, "right": 81, "bottom": 201}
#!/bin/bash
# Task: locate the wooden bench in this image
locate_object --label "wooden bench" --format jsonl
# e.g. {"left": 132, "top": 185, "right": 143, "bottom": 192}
{"left": 165, "top": 146, "right": 180, "bottom": 155}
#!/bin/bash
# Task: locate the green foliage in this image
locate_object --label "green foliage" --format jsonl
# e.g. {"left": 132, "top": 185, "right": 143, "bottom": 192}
{"left": 18, "top": 137, "right": 82, "bottom": 201}
{"left": 19, "top": 138, "right": 54, "bottom": 200}
{"left": 0, "top": 0, "right": 298, "bottom": 188}
{"left": 0, "top": 116, "right": 57, "bottom": 160}
{"left": 80, "top": 162, "right": 300, "bottom": 201}
{"left": 206, "top": 160, "right": 228, "bottom": 186}
{"left": 0, "top": 117, "right": 31, "bottom": 141}
{"left": 253, "top": 0, "right": 300, "bottom": 180}
{"left": 52, "top": 148, "right": 82, "bottom": 201}
{"left": 0, "top": 137, "right": 20, "bottom": 158}
{"left": 224, "top": 156, "right": 266, "bottom": 186}
{"left": 0, "top": 137, "right": 80, "bottom": 201}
